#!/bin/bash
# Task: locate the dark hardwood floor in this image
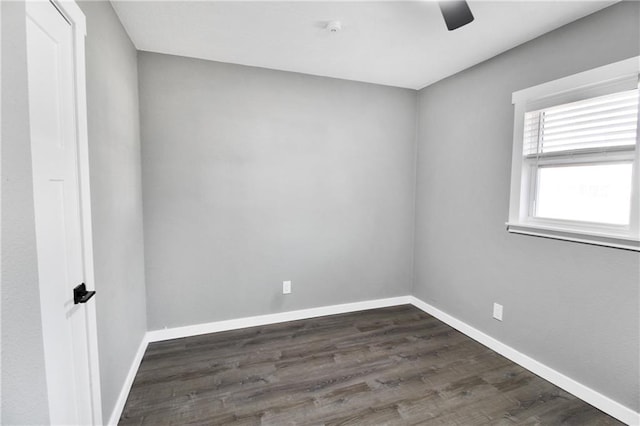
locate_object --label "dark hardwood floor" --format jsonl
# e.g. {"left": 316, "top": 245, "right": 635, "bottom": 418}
{"left": 120, "top": 305, "right": 621, "bottom": 425}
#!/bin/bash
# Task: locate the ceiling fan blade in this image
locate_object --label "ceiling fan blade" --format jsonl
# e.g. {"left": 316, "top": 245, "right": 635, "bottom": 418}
{"left": 438, "top": 1, "right": 475, "bottom": 31}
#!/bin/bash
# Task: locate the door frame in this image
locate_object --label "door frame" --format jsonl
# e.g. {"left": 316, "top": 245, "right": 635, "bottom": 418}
{"left": 34, "top": 1, "right": 104, "bottom": 423}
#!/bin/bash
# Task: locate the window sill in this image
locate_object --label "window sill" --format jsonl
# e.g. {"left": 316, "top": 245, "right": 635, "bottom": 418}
{"left": 506, "top": 222, "right": 640, "bottom": 251}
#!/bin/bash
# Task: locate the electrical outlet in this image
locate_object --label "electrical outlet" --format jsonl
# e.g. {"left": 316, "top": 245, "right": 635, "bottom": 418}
{"left": 493, "top": 303, "right": 503, "bottom": 321}
{"left": 283, "top": 280, "right": 292, "bottom": 295}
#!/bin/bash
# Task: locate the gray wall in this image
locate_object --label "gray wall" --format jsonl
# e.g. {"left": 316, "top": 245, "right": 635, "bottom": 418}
{"left": 138, "top": 52, "right": 417, "bottom": 330}
{"left": 413, "top": 1, "right": 640, "bottom": 411}
{"left": 3, "top": 1, "right": 638, "bottom": 423}
{"left": 78, "top": 1, "right": 147, "bottom": 421}
{"left": 1, "top": 1, "right": 50, "bottom": 423}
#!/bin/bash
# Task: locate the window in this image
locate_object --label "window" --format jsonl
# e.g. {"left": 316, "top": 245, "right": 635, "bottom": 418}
{"left": 507, "top": 57, "right": 640, "bottom": 251}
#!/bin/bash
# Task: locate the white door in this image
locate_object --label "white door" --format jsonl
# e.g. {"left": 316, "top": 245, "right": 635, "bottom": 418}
{"left": 26, "top": 1, "right": 97, "bottom": 424}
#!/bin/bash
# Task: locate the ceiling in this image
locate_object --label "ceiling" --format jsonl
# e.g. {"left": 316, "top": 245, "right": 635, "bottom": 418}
{"left": 111, "top": 1, "right": 616, "bottom": 90}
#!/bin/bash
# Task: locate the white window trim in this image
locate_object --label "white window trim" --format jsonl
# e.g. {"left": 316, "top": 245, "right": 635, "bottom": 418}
{"left": 507, "top": 56, "right": 640, "bottom": 251}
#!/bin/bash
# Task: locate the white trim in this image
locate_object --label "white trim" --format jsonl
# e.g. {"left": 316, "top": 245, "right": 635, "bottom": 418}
{"left": 110, "top": 296, "right": 639, "bottom": 426}
{"left": 147, "top": 296, "right": 412, "bottom": 342}
{"left": 59, "top": 1, "right": 104, "bottom": 423}
{"left": 506, "top": 222, "right": 640, "bottom": 251}
{"left": 28, "top": 1, "right": 103, "bottom": 424}
{"left": 512, "top": 56, "right": 639, "bottom": 106}
{"left": 107, "top": 335, "right": 150, "bottom": 426}
{"left": 508, "top": 56, "right": 640, "bottom": 250}
{"left": 0, "top": 0, "right": 3, "bottom": 414}
{"left": 52, "top": 1, "right": 103, "bottom": 423}
{"left": 107, "top": 297, "right": 411, "bottom": 424}
{"left": 408, "top": 296, "right": 640, "bottom": 426}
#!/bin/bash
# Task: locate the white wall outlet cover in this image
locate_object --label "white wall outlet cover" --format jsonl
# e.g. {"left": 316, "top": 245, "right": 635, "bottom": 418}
{"left": 283, "top": 280, "right": 292, "bottom": 294}
{"left": 493, "top": 303, "right": 503, "bottom": 321}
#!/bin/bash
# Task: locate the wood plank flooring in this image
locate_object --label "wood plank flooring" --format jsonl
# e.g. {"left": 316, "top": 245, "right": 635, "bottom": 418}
{"left": 119, "top": 305, "right": 621, "bottom": 425}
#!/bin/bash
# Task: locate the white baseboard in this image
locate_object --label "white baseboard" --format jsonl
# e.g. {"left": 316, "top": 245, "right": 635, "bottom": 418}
{"left": 408, "top": 296, "right": 640, "bottom": 426}
{"left": 107, "top": 335, "right": 149, "bottom": 426}
{"left": 106, "top": 296, "right": 410, "bottom": 424}
{"left": 147, "top": 296, "right": 412, "bottom": 342}
{"left": 106, "top": 295, "right": 639, "bottom": 426}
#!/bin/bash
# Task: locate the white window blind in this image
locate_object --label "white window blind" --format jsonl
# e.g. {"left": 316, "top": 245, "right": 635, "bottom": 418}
{"left": 523, "top": 88, "right": 639, "bottom": 157}
{"left": 508, "top": 57, "right": 640, "bottom": 251}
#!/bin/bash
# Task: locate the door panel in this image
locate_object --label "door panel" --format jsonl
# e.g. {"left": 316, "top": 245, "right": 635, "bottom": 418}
{"left": 26, "top": 1, "right": 94, "bottom": 424}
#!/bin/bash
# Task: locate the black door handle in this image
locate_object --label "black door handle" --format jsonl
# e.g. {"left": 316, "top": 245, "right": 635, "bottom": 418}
{"left": 73, "top": 283, "right": 96, "bottom": 304}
